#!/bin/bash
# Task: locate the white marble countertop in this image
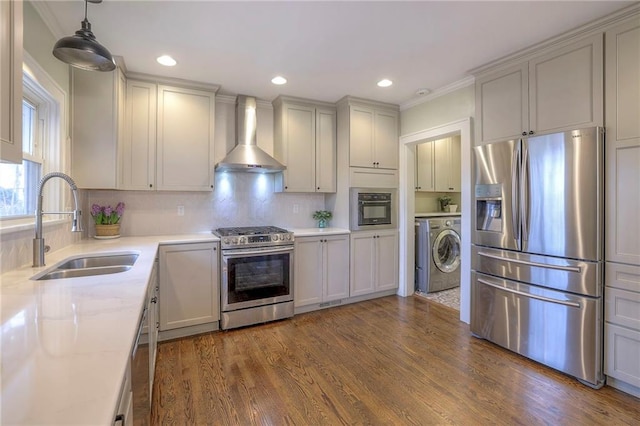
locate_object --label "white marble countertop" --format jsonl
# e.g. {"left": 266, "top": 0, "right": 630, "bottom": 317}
{"left": 291, "top": 227, "right": 351, "bottom": 237}
{"left": 0, "top": 233, "right": 218, "bottom": 426}
{"left": 414, "top": 212, "right": 462, "bottom": 218}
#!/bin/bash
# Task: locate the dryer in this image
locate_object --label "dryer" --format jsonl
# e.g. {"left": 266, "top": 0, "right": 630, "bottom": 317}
{"left": 415, "top": 217, "right": 461, "bottom": 293}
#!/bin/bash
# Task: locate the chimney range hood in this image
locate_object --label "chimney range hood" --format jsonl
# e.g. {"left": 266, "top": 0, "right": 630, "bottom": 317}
{"left": 215, "top": 95, "right": 285, "bottom": 173}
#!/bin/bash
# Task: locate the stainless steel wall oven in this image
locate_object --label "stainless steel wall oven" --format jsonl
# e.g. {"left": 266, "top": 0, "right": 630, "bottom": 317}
{"left": 214, "top": 226, "right": 294, "bottom": 330}
{"left": 350, "top": 188, "right": 397, "bottom": 231}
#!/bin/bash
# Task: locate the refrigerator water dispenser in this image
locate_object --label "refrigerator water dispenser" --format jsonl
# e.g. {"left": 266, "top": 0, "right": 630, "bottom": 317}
{"left": 475, "top": 184, "right": 502, "bottom": 232}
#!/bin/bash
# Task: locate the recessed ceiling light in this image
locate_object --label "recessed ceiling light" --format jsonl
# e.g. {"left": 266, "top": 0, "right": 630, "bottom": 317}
{"left": 377, "top": 79, "right": 393, "bottom": 88}
{"left": 157, "top": 55, "right": 177, "bottom": 66}
{"left": 271, "top": 76, "right": 287, "bottom": 85}
{"left": 416, "top": 88, "right": 431, "bottom": 96}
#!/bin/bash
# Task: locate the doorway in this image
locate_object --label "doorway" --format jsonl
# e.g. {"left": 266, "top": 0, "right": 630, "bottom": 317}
{"left": 397, "top": 118, "right": 472, "bottom": 323}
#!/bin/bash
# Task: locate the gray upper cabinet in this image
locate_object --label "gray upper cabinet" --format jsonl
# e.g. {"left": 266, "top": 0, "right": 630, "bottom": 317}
{"left": 0, "top": 0, "right": 22, "bottom": 164}
{"left": 434, "top": 136, "right": 461, "bottom": 192}
{"left": 342, "top": 98, "right": 399, "bottom": 170}
{"left": 273, "top": 96, "right": 336, "bottom": 193}
{"left": 72, "top": 66, "right": 126, "bottom": 189}
{"left": 475, "top": 63, "right": 529, "bottom": 144}
{"left": 74, "top": 73, "right": 217, "bottom": 191}
{"left": 475, "top": 33, "right": 603, "bottom": 145}
{"left": 415, "top": 141, "right": 434, "bottom": 191}
{"left": 415, "top": 136, "right": 461, "bottom": 193}
{"left": 120, "top": 79, "right": 156, "bottom": 190}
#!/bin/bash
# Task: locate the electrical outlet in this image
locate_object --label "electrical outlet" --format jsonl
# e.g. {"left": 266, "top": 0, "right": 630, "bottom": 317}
{"left": 293, "top": 204, "right": 299, "bottom": 214}
{"left": 177, "top": 205, "right": 185, "bottom": 216}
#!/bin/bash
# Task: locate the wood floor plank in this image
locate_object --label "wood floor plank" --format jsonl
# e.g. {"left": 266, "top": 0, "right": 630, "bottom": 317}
{"left": 152, "top": 296, "right": 640, "bottom": 425}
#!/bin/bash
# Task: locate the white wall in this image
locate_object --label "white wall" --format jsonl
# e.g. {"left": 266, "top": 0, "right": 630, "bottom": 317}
{"left": 23, "top": 2, "right": 70, "bottom": 118}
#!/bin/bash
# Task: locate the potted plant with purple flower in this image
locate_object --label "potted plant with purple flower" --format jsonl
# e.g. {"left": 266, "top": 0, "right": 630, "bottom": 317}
{"left": 91, "top": 202, "right": 125, "bottom": 238}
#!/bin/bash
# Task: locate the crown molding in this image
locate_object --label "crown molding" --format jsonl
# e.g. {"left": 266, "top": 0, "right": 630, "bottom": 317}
{"left": 336, "top": 96, "right": 399, "bottom": 111}
{"left": 30, "top": 1, "right": 66, "bottom": 40}
{"left": 216, "top": 94, "right": 237, "bottom": 105}
{"left": 400, "top": 76, "right": 475, "bottom": 111}
{"left": 126, "top": 72, "right": 220, "bottom": 93}
{"left": 272, "top": 95, "right": 336, "bottom": 110}
{"left": 215, "top": 94, "right": 273, "bottom": 109}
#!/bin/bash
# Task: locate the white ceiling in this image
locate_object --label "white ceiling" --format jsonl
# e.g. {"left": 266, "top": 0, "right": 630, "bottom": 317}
{"left": 35, "top": 1, "right": 633, "bottom": 106}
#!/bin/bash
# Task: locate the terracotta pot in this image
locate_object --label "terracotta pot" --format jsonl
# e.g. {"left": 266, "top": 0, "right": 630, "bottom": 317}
{"left": 95, "top": 223, "right": 120, "bottom": 237}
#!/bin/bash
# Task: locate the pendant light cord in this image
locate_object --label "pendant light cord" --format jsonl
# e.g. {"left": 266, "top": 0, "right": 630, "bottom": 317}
{"left": 81, "top": 0, "right": 91, "bottom": 31}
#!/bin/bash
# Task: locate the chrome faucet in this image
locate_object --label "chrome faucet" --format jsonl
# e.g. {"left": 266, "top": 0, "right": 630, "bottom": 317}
{"left": 33, "top": 172, "right": 84, "bottom": 267}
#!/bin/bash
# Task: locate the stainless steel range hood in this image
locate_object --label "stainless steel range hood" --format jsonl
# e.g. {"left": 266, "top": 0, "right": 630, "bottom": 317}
{"left": 215, "top": 95, "right": 285, "bottom": 173}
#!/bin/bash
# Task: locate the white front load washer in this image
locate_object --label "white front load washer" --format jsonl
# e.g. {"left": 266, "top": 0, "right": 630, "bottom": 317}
{"left": 415, "top": 216, "right": 461, "bottom": 293}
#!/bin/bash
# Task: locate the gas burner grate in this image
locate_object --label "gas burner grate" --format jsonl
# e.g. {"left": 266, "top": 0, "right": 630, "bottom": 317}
{"left": 213, "top": 226, "right": 290, "bottom": 237}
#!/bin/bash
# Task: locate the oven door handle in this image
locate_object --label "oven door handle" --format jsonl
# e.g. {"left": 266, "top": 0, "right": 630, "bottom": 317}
{"left": 359, "top": 200, "right": 389, "bottom": 205}
{"left": 224, "top": 246, "right": 294, "bottom": 257}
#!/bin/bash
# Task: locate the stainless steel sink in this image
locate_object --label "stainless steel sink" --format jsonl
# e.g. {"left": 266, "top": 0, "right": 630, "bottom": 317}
{"left": 55, "top": 253, "right": 139, "bottom": 270}
{"left": 32, "top": 252, "right": 139, "bottom": 281}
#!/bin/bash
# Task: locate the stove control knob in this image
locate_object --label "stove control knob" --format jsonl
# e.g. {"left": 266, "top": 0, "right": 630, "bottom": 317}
{"left": 223, "top": 238, "right": 230, "bottom": 244}
{"left": 232, "top": 237, "right": 238, "bottom": 244}
{"left": 272, "top": 234, "right": 280, "bottom": 241}
{"left": 239, "top": 237, "right": 246, "bottom": 244}
{"left": 286, "top": 234, "right": 292, "bottom": 240}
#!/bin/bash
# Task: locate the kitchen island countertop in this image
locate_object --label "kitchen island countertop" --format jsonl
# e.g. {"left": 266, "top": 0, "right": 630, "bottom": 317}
{"left": 0, "top": 233, "right": 219, "bottom": 426}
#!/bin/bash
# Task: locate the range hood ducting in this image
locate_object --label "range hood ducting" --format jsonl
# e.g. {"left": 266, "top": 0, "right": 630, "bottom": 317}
{"left": 215, "top": 96, "right": 285, "bottom": 173}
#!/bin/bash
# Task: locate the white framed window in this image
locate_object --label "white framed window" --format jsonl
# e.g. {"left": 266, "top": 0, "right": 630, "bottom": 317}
{"left": 0, "top": 97, "right": 44, "bottom": 218}
{"left": 0, "top": 53, "right": 67, "bottom": 227}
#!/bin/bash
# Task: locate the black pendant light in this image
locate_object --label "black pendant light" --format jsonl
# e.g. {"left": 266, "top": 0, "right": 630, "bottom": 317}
{"left": 52, "top": 0, "right": 116, "bottom": 72}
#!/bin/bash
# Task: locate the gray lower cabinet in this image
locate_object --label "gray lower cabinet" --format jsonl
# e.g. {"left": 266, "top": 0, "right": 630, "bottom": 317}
{"left": 294, "top": 234, "right": 349, "bottom": 309}
{"left": 604, "top": 262, "right": 640, "bottom": 397}
{"left": 158, "top": 242, "right": 219, "bottom": 339}
{"left": 350, "top": 230, "right": 399, "bottom": 297}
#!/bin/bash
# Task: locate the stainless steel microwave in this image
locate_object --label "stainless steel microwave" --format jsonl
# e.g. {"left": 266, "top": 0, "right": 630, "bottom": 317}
{"left": 350, "top": 188, "right": 397, "bottom": 231}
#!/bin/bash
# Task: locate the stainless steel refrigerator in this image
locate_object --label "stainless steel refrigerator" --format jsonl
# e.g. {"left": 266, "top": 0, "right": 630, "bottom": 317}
{"left": 471, "top": 127, "right": 604, "bottom": 388}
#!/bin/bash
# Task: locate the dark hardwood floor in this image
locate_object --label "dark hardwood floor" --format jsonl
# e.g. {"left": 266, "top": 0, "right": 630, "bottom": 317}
{"left": 152, "top": 296, "right": 639, "bottom": 425}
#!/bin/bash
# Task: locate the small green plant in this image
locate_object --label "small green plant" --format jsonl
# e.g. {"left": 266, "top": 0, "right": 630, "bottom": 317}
{"left": 312, "top": 210, "right": 333, "bottom": 221}
{"left": 437, "top": 195, "right": 452, "bottom": 206}
{"left": 437, "top": 195, "right": 452, "bottom": 211}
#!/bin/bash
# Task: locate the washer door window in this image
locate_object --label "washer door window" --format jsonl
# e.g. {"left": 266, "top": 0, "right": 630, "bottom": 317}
{"left": 432, "top": 230, "right": 461, "bottom": 273}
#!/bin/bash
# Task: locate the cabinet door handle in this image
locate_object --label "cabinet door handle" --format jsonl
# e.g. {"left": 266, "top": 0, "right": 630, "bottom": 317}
{"left": 149, "top": 184, "right": 153, "bottom": 188}
{"left": 114, "top": 414, "right": 125, "bottom": 426}
{"left": 317, "top": 187, "right": 320, "bottom": 190}
{"left": 521, "top": 132, "right": 527, "bottom": 136}
{"left": 528, "top": 130, "right": 534, "bottom": 135}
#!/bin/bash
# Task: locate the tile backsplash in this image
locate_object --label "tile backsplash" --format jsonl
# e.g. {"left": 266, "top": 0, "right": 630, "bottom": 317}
{"left": 87, "top": 173, "right": 325, "bottom": 237}
{"left": 0, "top": 222, "right": 83, "bottom": 272}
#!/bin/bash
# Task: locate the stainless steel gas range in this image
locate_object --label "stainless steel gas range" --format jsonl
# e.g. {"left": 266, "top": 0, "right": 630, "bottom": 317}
{"left": 213, "top": 226, "right": 294, "bottom": 330}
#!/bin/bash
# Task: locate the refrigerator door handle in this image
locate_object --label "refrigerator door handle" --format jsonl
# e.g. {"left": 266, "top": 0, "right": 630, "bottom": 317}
{"left": 477, "top": 278, "right": 581, "bottom": 308}
{"left": 521, "top": 143, "right": 531, "bottom": 241}
{"left": 511, "top": 146, "right": 521, "bottom": 248}
{"left": 478, "top": 251, "right": 582, "bottom": 273}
